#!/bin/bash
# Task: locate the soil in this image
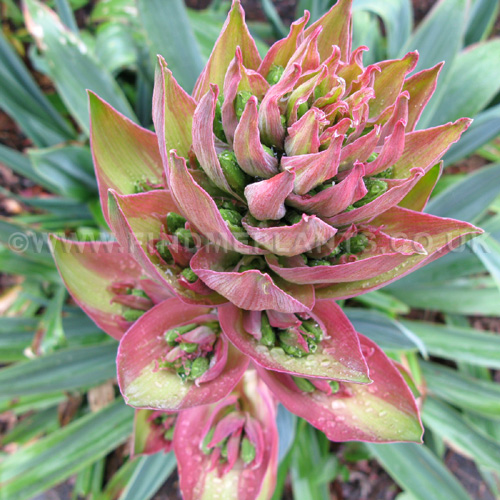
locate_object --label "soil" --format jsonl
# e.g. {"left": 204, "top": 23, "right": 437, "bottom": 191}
{"left": 2, "top": 1, "right": 499, "bottom": 499}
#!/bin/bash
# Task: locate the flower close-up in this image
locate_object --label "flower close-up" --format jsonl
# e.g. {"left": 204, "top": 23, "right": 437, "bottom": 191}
{"left": 47, "top": 0, "right": 484, "bottom": 497}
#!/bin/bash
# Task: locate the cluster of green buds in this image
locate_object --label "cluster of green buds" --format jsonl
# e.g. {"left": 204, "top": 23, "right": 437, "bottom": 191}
{"left": 108, "top": 281, "right": 154, "bottom": 323}
{"left": 159, "top": 321, "right": 220, "bottom": 382}
{"left": 256, "top": 313, "right": 324, "bottom": 358}
{"left": 149, "top": 410, "right": 177, "bottom": 443}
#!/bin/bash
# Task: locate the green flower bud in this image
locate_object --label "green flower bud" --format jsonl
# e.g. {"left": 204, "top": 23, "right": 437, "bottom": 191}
{"left": 262, "top": 144, "right": 275, "bottom": 157}
{"left": 240, "top": 437, "right": 256, "bottom": 464}
{"left": 220, "top": 208, "right": 243, "bottom": 226}
{"left": 180, "top": 267, "right": 198, "bottom": 283}
{"left": 156, "top": 240, "right": 173, "bottom": 263}
{"left": 373, "top": 166, "right": 394, "bottom": 179}
{"left": 328, "top": 246, "right": 342, "bottom": 260}
{"left": 316, "top": 181, "right": 333, "bottom": 192}
{"left": 266, "top": 64, "right": 284, "bottom": 85}
{"left": 301, "top": 319, "right": 323, "bottom": 342}
{"left": 189, "top": 356, "right": 210, "bottom": 379}
{"left": 280, "top": 114, "right": 287, "bottom": 129}
{"left": 234, "top": 91, "right": 253, "bottom": 119}
{"left": 214, "top": 94, "right": 227, "bottom": 142}
{"left": 165, "top": 323, "right": 197, "bottom": 345}
{"left": 329, "top": 380, "right": 340, "bottom": 393}
{"left": 309, "top": 259, "right": 331, "bottom": 267}
{"left": 342, "top": 234, "right": 369, "bottom": 254}
{"left": 202, "top": 427, "right": 215, "bottom": 454}
{"left": 164, "top": 426, "right": 175, "bottom": 441}
{"left": 292, "top": 376, "right": 316, "bottom": 393}
{"left": 175, "top": 228, "right": 195, "bottom": 249}
{"left": 218, "top": 151, "right": 248, "bottom": 194}
{"left": 367, "top": 152, "right": 378, "bottom": 163}
{"left": 179, "top": 342, "right": 198, "bottom": 353}
{"left": 177, "top": 359, "right": 192, "bottom": 381}
{"left": 279, "top": 329, "right": 308, "bottom": 357}
{"left": 285, "top": 210, "right": 302, "bottom": 225}
{"left": 133, "top": 178, "right": 160, "bottom": 194}
{"left": 353, "top": 178, "right": 388, "bottom": 207}
{"left": 220, "top": 439, "right": 229, "bottom": 459}
{"left": 297, "top": 101, "right": 309, "bottom": 120}
{"left": 166, "top": 212, "right": 187, "bottom": 234}
{"left": 123, "top": 309, "right": 145, "bottom": 322}
{"left": 128, "top": 288, "right": 150, "bottom": 299}
{"left": 260, "top": 313, "right": 276, "bottom": 347}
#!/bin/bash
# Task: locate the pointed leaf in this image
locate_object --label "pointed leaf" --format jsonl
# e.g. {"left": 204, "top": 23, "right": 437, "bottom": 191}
{"left": 191, "top": 245, "right": 315, "bottom": 313}
{"left": 317, "top": 206, "right": 482, "bottom": 299}
{"left": 193, "top": 0, "right": 261, "bottom": 101}
{"left": 89, "top": 92, "right": 164, "bottom": 224}
{"left": 304, "top": 0, "right": 352, "bottom": 61}
{"left": 258, "top": 333, "right": 422, "bottom": 443}
{"left": 117, "top": 298, "right": 248, "bottom": 410}
{"left": 50, "top": 236, "right": 150, "bottom": 340}
{"left": 219, "top": 300, "right": 370, "bottom": 382}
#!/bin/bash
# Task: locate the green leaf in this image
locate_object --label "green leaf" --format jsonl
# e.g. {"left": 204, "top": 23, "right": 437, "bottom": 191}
{"left": 352, "top": 290, "right": 411, "bottom": 315}
{"left": 118, "top": 453, "right": 177, "bottom": 500}
{"left": 277, "top": 404, "right": 297, "bottom": 463}
{"left": 261, "top": 0, "right": 288, "bottom": 38}
{"left": 0, "top": 400, "right": 133, "bottom": 500}
{"left": 38, "top": 285, "right": 67, "bottom": 354}
{"left": 421, "top": 361, "right": 500, "bottom": 419}
{"left": 54, "top": 0, "right": 78, "bottom": 32}
{"left": 401, "top": 0, "right": 468, "bottom": 128}
{"left": 426, "top": 163, "right": 500, "bottom": 223}
{"left": 444, "top": 104, "right": 500, "bottom": 165}
{"left": 296, "top": 0, "right": 330, "bottom": 22}
{"left": 427, "top": 40, "right": 500, "bottom": 127}
{"left": 353, "top": 0, "right": 413, "bottom": 58}
{"left": 0, "top": 342, "right": 117, "bottom": 396}
{"left": 0, "top": 218, "right": 53, "bottom": 262}
{"left": 2, "top": 407, "right": 60, "bottom": 446}
{"left": 391, "top": 277, "right": 500, "bottom": 316}
{"left": 400, "top": 319, "right": 500, "bottom": 368}
{"left": 423, "top": 397, "right": 500, "bottom": 470}
{"left": 474, "top": 235, "right": 500, "bottom": 292}
{"left": 344, "top": 308, "right": 421, "bottom": 352}
{"left": 351, "top": 11, "right": 384, "bottom": 65}
{"left": 28, "top": 145, "right": 98, "bottom": 201}
{"left": 367, "top": 442, "right": 471, "bottom": 500}
{"left": 290, "top": 423, "right": 330, "bottom": 500}
{"left": 24, "top": 0, "right": 136, "bottom": 134}
{"left": 0, "top": 392, "right": 66, "bottom": 415}
{"left": 465, "top": 0, "right": 500, "bottom": 44}
{"left": 0, "top": 145, "right": 55, "bottom": 190}
{"left": 95, "top": 21, "right": 138, "bottom": 73}
{"left": 137, "top": 0, "right": 204, "bottom": 93}
{"left": 186, "top": 9, "right": 225, "bottom": 60}
{"left": 0, "top": 30, "right": 74, "bottom": 146}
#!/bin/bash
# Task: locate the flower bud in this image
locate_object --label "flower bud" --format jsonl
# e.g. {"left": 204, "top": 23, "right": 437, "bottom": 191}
{"left": 292, "top": 376, "right": 316, "bottom": 392}
{"left": 189, "top": 357, "right": 210, "bottom": 379}
{"left": 234, "top": 90, "right": 253, "bottom": 119}
{"left": 240, "top": 437, "right": 256, "bottom": 464}
{"left": 175, "top": 228, "right": 195, "bottom": 249}
{"left": 353, "top": 178, "right": 388, "bottom": 207}
{"left": 266, "top": 64, "right": 285, "bottom": 85}
{"left": 167, "top": 212, "right": 187, "bottom": 234}
{"left": 180, "top": 267, "right": 198, "bottom": 283}
{"left": 213, "top": 94, "right": 226, "bottom": 142}
{"left": 218, "top": 150, "right": 249, "bottom": 194}
{"left": 123, "top": 308, "right": 145, "bottom": 322}
{"left": 260, "top": 313, "right": 276, "bottom": 347}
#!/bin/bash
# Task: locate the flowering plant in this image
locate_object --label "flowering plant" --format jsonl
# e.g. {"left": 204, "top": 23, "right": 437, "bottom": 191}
{"left": 50, "top": 0, "right": 482, "bottom": 497}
